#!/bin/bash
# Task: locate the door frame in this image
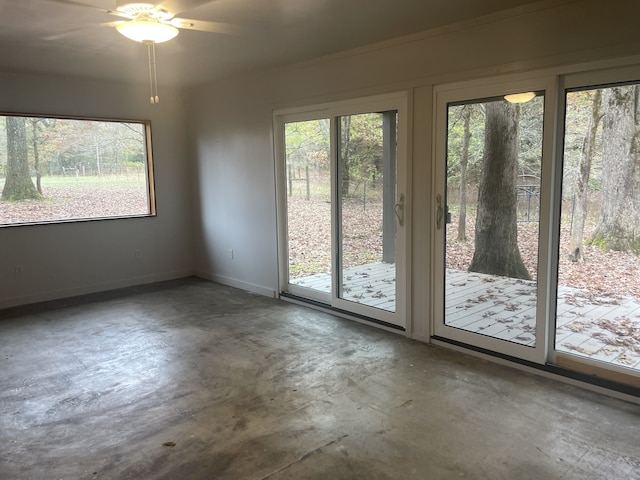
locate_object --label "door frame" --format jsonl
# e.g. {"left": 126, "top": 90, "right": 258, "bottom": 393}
{"left": 274, "top": 92, "right": 410, "bottom": 329}
{"left": 431, "top": 76, "right": 557, "bottom": 364}
{"left": 549, "top": 65, "right": 640, "bottom": 384}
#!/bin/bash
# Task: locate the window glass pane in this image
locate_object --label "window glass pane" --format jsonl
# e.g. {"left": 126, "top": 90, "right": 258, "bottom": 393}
{"left": 556, "top": 84, "right": 640, "bottom": 371}
{"left": 445, "top": 94, "right": 544, "bottom": 346}
{"left": 338, "top": 111, "right": 397, "bottom": 312}
{"left": 0, "top": 115, "right": 154, "bottom": 226}
{"left": 284, "top": 119, "right": 332, "bottom": 292}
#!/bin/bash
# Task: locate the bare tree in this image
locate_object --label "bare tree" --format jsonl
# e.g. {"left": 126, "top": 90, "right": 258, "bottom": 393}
{"left": 568, "top": 89, "right": 603, "bottom": 262}
{"left": 340, "top": 116, "right": 352, "bottom": 196}
{"left": 457, "top": 106, "right": 472, "bottom": 242}
{"left": 2, "top": 116, "right": 39, "bottom": 201}
{"left": 469, "top": 101, "right": 531, "bottom": 280}
{"left": 590, "top": 85, "right": 640, "bottom": 253}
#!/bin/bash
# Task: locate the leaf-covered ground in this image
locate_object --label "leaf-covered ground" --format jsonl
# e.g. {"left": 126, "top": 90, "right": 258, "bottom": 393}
{"left": 287, "top": 195, "right": 639, "bottom": 300}
{"left": 287, "top": 196, "right": 387, "bottom": 278}
{"left": 447, "top": 216, "right": 640, "bottom": 299}
{"left": 0, "top": 181, "right": 150, "bottom": 224}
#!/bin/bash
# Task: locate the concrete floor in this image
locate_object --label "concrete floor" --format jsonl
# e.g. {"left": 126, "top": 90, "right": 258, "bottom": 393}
{"left": 1, "top": 278, "right": 639, "bottom": 480}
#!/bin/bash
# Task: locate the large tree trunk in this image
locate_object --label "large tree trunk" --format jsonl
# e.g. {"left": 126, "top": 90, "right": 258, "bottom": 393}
{"left": 589, "top": 85, "right": 640, "bottom": 253}
{"left": 457, "top": 105, "right": 471, "bottom": 242}
{"left": 2, "top": 116, "right": 40, "bottom": 201}
{"left": 568, "top": 89, "right": 602, "bottom": 262}
{"left": 469, "top": 102, "right": 531, "bottom": 280}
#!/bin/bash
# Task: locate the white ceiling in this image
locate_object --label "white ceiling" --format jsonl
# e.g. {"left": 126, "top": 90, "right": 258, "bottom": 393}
{"left": 0, "top": 0, "right": 540, "bottom": 88}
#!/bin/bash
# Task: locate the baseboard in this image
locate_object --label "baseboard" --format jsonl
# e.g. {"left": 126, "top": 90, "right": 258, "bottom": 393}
{"left": 194, "top": 271, "right": 277, "bottom": 298}
{"left": 0, "top": 269, "right": 193, "bottom": 310}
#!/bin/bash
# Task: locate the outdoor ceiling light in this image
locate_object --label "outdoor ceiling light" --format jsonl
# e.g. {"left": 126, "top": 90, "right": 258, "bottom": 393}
{"left": 116, "top": 17, "right": 179, "bottom": 43}
{"left": 504, "top": 92, "right": 536, "bottom": 104}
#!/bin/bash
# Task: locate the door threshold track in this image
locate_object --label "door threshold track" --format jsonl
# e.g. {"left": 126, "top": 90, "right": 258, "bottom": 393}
{"left": 432, "top": 336, "right": 640, "bottom": 400}
{"left": 280, "top": 292, "right": 405, "bottom": 332}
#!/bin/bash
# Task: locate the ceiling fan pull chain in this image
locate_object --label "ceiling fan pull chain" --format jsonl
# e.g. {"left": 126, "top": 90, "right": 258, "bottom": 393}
{"left": 146, "top": 41, "right": 155, "bottom": 104}
{"left": 152, "top": 41, "right": 160, "bottom": 104}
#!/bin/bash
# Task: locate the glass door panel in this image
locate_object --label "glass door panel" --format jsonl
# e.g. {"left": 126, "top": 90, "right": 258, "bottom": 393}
{"left": 555, "top": 83, "right": 640, "bottom": 374}
{"left": 284, "top": 119, "right": 332, "bottom": 298}
{"left": 278, "top": 93, "right": 407, "bottom": 328}
{"left": 438, "top": 92, "right": 545, "bottom": 356}
{"left": 336, "top": 112, "right": 398, "bottom": 313}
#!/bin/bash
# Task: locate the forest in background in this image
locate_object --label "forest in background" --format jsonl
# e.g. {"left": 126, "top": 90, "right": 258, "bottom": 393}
{"left": 446, "top": 86, "right": 639, "bottom": 297}
{"left": 0, "top": 116, "right": 150, "bottom": 224}
{"left": 284, "top": 85, "right": 639, "bottom": 300}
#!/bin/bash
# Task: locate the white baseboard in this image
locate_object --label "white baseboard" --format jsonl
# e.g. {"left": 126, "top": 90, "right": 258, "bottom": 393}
{"left": 194, "top": 270, "right": 277, "bottom": 298}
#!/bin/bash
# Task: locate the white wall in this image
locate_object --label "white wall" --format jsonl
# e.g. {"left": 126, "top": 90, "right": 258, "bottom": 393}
{"left": 187, "top": 0, "right": 640, "bottom": 337}
{"left": 0, "top": 72, "right": 193, "bottom": 309}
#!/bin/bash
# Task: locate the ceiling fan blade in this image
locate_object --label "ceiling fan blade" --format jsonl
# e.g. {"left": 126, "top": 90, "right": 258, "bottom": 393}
{"left": 45, "top": 0, "right": 105, "bottom": 8}
{"left": 44, "top": 21, "right": 121, "bottom": 41}
{"left": 169, "top": 17, "right": 241, "bottom": 35}
{"left": 44, "top": 0, "right": 133, "bottom": 18}
{"left": 157, "top": 0, "right": 218, "bottom": 16}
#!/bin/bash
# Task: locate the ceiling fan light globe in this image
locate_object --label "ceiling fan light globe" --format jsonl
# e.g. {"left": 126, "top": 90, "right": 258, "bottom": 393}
{"left": 504, "top": 92, "right": 536, "bottom": 104}
{"left": 116, "top": 19, "right": 179, "bottom": 43}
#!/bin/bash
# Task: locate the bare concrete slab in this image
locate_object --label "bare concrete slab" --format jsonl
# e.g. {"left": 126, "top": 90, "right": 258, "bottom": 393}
{"left": 1, "top": 278, "right": 639, "bottom": 479}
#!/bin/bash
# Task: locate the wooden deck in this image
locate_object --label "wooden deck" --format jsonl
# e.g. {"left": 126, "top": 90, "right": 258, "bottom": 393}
{"left": 291, "top": 262, "right": 396, "bottom": 312}
{"left": 445, "top": 269, "right": 538, "bottom": 346}
{"left": 447, "top": 269, "right": 640, "bottom": 371}
{"left": 293, "top": 264, "right": 640, "bottom": 371}
{"left": 555, "top": 287, "right": 640, "bottom": 370}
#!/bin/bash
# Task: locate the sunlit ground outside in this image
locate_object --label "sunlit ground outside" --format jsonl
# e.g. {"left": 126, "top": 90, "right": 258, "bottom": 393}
{"left": 287, "top": 181, "right": 395, "bottom": 311}
{"left": 0, "top": 174, "right": 150, "bottom": 225}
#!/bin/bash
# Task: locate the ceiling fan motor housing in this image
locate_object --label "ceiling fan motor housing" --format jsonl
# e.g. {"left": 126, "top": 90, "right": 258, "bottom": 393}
{"left": 116, "top": 2, "right": 173, "bottom": 20}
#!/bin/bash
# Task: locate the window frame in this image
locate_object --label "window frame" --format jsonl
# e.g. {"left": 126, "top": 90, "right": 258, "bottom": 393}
{"left": 549, "top": 66, "right": 640, "bottom": 385}
{"left": 0, "top": 111, "right": 156, "bottom": 228}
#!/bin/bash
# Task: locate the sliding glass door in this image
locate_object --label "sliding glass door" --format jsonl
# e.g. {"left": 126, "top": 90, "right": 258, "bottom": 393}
{"left": 434, "top": 69, "right": 640, "bottom": 386}
{"left": 276, "top": 94, "right": 407, "bottom": 328}
{"left": 336, "top": 111, "right": 399, "bottom": 314}
{"left": 433, "top": 83, "right": 552, "bottom": 363}
{"left": 553, "top": 75, "right": 640, "bottom": 382}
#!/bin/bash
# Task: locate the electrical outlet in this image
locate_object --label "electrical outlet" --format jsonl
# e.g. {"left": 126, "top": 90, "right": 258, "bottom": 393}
{"left": 14, "top": 265, "right": 23, "bottom": 278}
{"left": 135, "top": 249, "right": 142, "bottom": 259}
{"left": 228, "top": 249, "right": 234, "bottom": 259}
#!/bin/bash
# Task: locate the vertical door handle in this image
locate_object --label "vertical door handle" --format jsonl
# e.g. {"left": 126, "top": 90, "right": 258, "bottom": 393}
{"left": 394, "top": 194, "right": 404, "bottom": 226}
{"left": 436, "top": 194, "right": 444, "bottom": 230}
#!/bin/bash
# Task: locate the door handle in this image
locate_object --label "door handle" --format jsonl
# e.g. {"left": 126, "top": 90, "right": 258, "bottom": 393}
{"left": 394, "top": 194, "right": 404, "bottom": 226}
{"left": 436, "top": 194, "right": 444, "bottom": 230}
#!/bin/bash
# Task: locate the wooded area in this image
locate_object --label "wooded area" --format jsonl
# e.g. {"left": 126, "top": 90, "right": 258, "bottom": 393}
{"left": 446, "top": 84, "right": 639, "bottom": 297}
{"left": 284, "top": 83, "right": 639, "bottom": 301}
{"left": 0, "top": 116, "right": 149, "bottom": 224}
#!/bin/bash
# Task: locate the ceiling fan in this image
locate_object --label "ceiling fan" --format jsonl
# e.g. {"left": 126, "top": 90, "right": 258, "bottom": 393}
{"left": 48, "top": 0, "right": 239, "bottom": 103}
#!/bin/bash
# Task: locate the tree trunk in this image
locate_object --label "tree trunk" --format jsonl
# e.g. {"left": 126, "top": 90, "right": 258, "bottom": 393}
{"left": 30, "top": 119, "right": 43, "bottom": 194}
{"left": 2, "top": 116, "right": 40, "bottom": 201}
{"left": 340, "top": 116, "right": 352, "bottom": 196}
{"left": 568, "top": 89, "right": 602, "bottom": 262}
{"left": 589, "top": 85, "right": 640, "bottom": 253}
{"left": 457, "top": 106, "right": 471, "bottom": 242}
{"left": 469, "top": 102, "right": 531, "bottom": 280}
